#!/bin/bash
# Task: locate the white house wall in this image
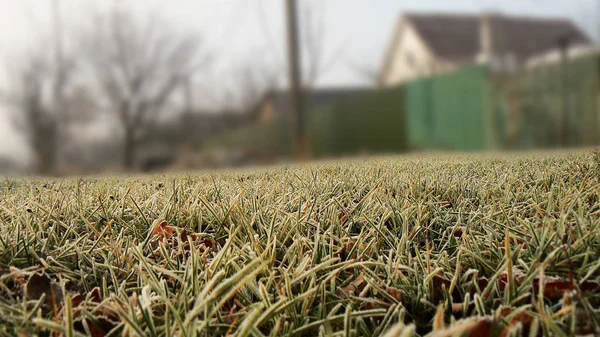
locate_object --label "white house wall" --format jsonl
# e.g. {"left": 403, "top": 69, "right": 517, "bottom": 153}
{"left": 381, "top": 19, "right": 461, "bottom": 87}
{"left": 382, "top": 22, "right": 441, "bottom": 86}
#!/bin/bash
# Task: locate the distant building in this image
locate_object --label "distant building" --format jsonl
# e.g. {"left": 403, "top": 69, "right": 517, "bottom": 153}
{"left": 254, "top": 88, "right": 372, "bottom": 123}
{"left": 379, "top": 12, "right": 591, "bottom": 86}
{"left": 526, "top": 44, "right": 600, "bottom": 69}
{"left": 134, "top": 110, "right": 250, "bottom": 171}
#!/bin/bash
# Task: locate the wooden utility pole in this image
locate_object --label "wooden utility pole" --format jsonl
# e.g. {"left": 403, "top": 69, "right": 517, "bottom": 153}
{"left": 51, "top": 0, "right": 64, "bottom": 171}
{"left": 557, "top": 35, "right": 570, "bottom": 147}
{"left": 285, "top": 0, "right": 307, "bottom": 159}
{"left": 52, "top": 0, "right": 64, "bottom": 107}
{"left": 183, "top": 76, "right": 193, "bottom": 114}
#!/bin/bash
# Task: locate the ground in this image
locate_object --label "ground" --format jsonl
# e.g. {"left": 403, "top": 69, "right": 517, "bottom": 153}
{"left": 0, "top": 150, "right": 599, "bottom": 336}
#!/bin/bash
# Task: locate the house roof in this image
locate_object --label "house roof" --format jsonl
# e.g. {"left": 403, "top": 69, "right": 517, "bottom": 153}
{"left": 259, "top": 88, "right": 372, "bottom": 118}
{"left": 381, "top": 12, "right": 591, "bottom": 75}
{"left": 406, "top": 13, "right": 481, "bottom": 63}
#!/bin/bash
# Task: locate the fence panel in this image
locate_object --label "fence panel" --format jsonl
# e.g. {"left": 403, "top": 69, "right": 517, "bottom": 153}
{"left": 405, "top": 65, "right": 489, "bottom": 151}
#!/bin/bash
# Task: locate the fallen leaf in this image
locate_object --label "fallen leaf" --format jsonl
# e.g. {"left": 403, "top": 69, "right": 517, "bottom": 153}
{"left": 497, "top": 306, "right": 535, "bottom": 337}
{"left": 71, "top": 294, "right": 84, "bottom": 308}
{"left": 189, "top": 234, "right": 218, "bottom": 252}
{"left": 497, "top": 270, "right": 599, "bottom": 300}
{"left": 386, "top": 287, "right": 404, "bottom": 302}
{"left": 25, "top": 272, "right": 63, "bottom": 311}
{"left": 338, "top": 209, "right": 348, "bottom": 224}
{"left": 452, "top": 302, "right": 475, "bottom": 314}
{"left": 71, "top": 286, "right": 103, "bottom": 311}
{"left": 153, "top": 220, "right": 176, "bottom": 237}
{"left": 533, "top": 277, "right": 599, "bottom": 299}
{"left": 341, "top": 275, "right": 368, "bottom": 297}
{"left": 10, "top": 267, "right": 27, "bottom": 287}
{"left": 431, "top": 275, "right": 453, "bottom": 303}
{"left": 90, "top": 287, "right": 103, "bottom": 303}
{"left": 497, "top": 268, "right": 526, "bottom": 292}
{"left": 464, "top": 318, "right": 498, "bottom": 337}
{"left": 447, "top": 226, "right": 465, "bottom": 237}
{"left": 174, "top": 230, "right": 219, "bottom": 260}
{"left": 180, "top": 229, "right": 189, "bottom": 243}
{"left": 74, "top": 299, "right": 123, "bottom": 337}
{"left": 475, "top": 277, "right": 490, "bottom": 293}
{"left": 335, "top": 239, "right": 357, "bottom": 261}
{"left": 74, "top": 315, "right": 119, "bottom": 337}
{"left": 361, "top": 301, "right": 384, "bottom": 310}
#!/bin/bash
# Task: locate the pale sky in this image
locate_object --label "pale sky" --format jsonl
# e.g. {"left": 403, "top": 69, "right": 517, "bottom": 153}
{"left": 0, "top": 0, "right": 597, "bottom": 164}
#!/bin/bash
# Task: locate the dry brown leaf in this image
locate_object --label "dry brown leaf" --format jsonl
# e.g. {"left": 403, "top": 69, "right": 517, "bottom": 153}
{"left": 533, "top": 277, "right": 599, "bottom": 299}
{"left": 386, "top": 287, "right": 404, "bottom": 302}
{"left": 431, "top": 275, "right": 453, "bottom": 302}
{"left": 25, "top": 273, "right": 63, "bottom": 311}
{"left": 90, "top": 287, "right": 103, "bottom": 303}
{"left": 447, "top": 226, "right": 465, "bottom": 237}
{"left": 497, "top": 306, "right": 535, "bottom": 337}
{"left": 9, "top": 267, "right": 27, "bottom": 287}
{"left": 175, "top": 230, "right": 219, "bottom": 260}
{"left": 452, "top": 302, "right": 476, "bottom": 314}
{"left": 497, "top": 268, "right": 526, "bottom": 292}
{"left": 338, "top": 209, "right": 348, "bottom": 224}
{"left": 153, "top": 220, "right": 176, "bottom": 237}
{"left": 73, "top": 299, "right": 123, "bottom": 337}
{"left": 335, "top": 239, "right": 356, "bottom": 261}
{"left": 340, "top": 275, "right": 367, "bottom": 297}
{"left": 464, "top": 318, "right": 497, "bottom": 337}
{"left": 74, "top": 315, "right": 119, "bottom": 337}
{"left": 497, "top": 270, "right": 599, "bottom": 300}
{"left": 71, "top": 294, "right": 84, "bottom": 308}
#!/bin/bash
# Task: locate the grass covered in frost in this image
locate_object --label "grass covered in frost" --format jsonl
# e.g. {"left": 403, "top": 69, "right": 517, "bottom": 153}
{"left": 1, "top": 150, "right": 600, "bottom": 336}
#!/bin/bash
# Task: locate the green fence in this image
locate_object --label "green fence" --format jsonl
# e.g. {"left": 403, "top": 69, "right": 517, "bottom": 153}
{"left": 405, "top": 57, "right": 600, "bottom": 151}
{"left": 405, "top": 65, "right": 489, "bottom": 151}
{"left": 309, "top": 87, "right": 406, "bottom": 157}
{"left": 205, "top": 87, "right": 407, "bottom": 158}
{"left": 206, "top": 56, "right": 600, "bottom": 158}
{"left": 489, "top": 55, "right": 600, "bottom": 149}
{"left": 204, "top": 116, "right": 291, "bottom": 157}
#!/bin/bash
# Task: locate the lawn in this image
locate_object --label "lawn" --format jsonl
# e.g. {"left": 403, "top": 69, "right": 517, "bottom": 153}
{"left": 1, "top": 150, "right": 600, "bottom": 336}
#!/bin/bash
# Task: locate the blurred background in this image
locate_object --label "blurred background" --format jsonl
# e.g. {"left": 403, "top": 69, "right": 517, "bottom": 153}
{"left": 0, "top": 0, "right": 599, "bottom": 176}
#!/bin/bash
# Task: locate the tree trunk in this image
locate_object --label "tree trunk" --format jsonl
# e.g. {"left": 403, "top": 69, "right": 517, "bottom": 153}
{"left": 123, "top": 127, "right": 135, "bottom": 170}
{"left": 37, "top": 148, "right": 55, "bottom": 175}
{"left": 34, "top": 119, "right": 58, "bottom": 175}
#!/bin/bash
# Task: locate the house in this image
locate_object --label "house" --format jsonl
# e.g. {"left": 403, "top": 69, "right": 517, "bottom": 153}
{"left": 253, "top": 88, "right": 372, "bottom": 123}
{"left": 379, "top": 12, "right": 591, "bottom": 86}
{"left": 526, "top": 44, "right": 600, "bottom": 70}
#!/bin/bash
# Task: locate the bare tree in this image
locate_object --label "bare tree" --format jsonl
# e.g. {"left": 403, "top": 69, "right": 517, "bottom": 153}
{"left": 254, "top": 0, "right": 344, "bottom": 90}
{"left": 343, "top": 56, "right": 381, "bottom": 86}
{"left": 81, "top": 5, "right": 207, "bottom": 169}
{"left": 2, "top": 0, "right": 75, "bottom": 174}
{"left": 9, "top": 55, "right": 56, "bottom": 173}
{"left": 228, "top": 59, "right": 281, "bottom": 115}
{"left": 300, "top": 0, "right": 345, "bottom": 89}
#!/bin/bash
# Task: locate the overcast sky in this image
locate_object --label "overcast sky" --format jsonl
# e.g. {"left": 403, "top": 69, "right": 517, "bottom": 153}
{"left": 0, "top": 0, "right": 597, "bottom": 163}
